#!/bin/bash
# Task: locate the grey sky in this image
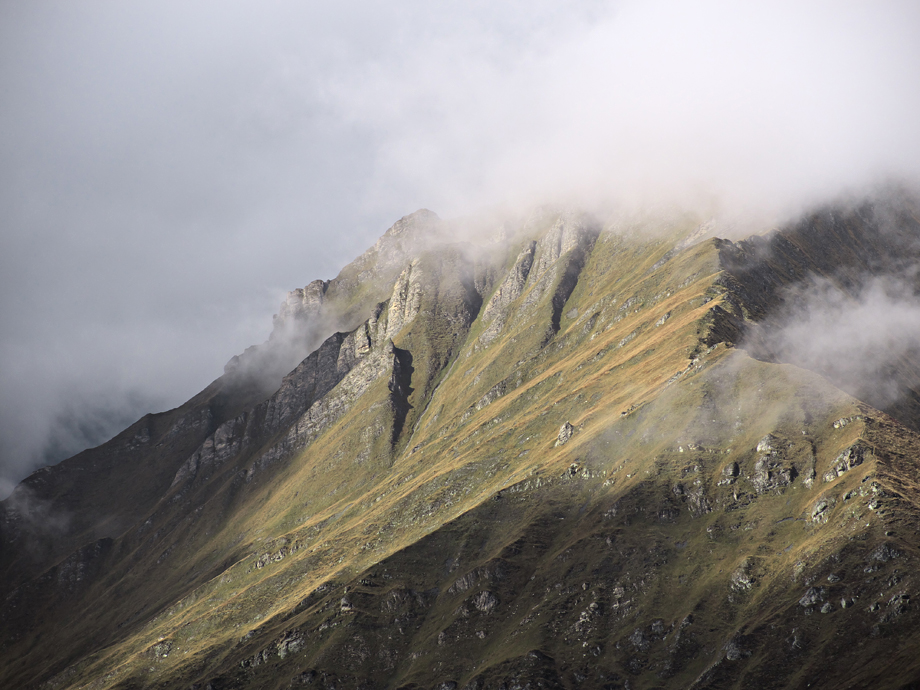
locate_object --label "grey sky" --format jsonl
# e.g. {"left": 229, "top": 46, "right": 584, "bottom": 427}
{"left": 2, "top": 1, "right": 919, "bottom": 496}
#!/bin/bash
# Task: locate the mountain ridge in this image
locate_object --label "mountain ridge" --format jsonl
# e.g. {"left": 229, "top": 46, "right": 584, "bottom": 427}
{"left": 2, "top": 196, "right": 920, "bottom": 689}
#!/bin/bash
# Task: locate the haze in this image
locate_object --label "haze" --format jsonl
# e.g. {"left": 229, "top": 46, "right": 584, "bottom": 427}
{"left": 2, "top": 0, "right": 919, "bottom": 497}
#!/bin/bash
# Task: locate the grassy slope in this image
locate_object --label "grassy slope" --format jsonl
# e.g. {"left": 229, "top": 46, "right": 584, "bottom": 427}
{"left": 4, "top": 210, "right": 920, "bottom": 690}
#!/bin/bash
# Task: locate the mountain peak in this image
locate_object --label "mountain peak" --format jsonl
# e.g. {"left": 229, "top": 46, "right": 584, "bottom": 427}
{"left": 3, "top": 198, "right": 920, "bottom": 690}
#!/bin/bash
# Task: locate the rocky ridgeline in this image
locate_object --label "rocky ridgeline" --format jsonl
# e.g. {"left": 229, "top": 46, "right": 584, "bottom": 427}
{"left": 3, "top": 197, "right": 920, "bottom": 690}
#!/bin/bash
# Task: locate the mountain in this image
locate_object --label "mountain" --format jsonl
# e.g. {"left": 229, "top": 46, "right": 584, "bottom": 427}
{"left": 2, "top": 196, "right": 920, "bottom": 690}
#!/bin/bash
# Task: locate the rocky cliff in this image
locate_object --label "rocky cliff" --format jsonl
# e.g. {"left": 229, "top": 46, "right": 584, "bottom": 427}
{"left": 2, "top": 198, "right": 920, "bottom": 690}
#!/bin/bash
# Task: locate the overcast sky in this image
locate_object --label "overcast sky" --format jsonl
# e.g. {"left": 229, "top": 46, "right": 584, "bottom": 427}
{"left": 2, "top": 1, "right": 919, "bottom": 497}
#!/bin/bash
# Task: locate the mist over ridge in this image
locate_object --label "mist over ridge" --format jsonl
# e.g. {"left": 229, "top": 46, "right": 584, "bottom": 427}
{"left": 2, "top": 1, "right": 920, "bottom": 496}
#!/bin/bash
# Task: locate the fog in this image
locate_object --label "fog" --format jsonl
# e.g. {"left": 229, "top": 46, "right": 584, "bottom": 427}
{"left": 2, "top": 1, "right": 920, "bottom": 497}
{"left": 750, "top": 273, "right": 920, "bottom": 416}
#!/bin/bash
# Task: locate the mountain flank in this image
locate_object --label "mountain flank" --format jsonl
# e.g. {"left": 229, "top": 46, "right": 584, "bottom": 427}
{"left": 2, "top": 198, "right": 920, "bottom": 689}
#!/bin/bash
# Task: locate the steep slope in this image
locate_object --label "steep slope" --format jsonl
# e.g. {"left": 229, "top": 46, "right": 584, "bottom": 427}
{"left": 0, "top": 209, "right": 444, "bottom": 591}
{"left": 2, "top": 200, "right": 920, "bottom": 690}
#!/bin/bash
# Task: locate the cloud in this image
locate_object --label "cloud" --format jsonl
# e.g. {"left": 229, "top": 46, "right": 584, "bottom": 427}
{"left": 325, "top": 1, "right": 920, "bottom": 220}
{"left": 748, "top": 272, "right": 920, "bottom": 416}
{"left": 2, "top": 0, "right": 920, "bottom": 496}
{"left": 1, "top": 482, "right": 71, "bottom": 540}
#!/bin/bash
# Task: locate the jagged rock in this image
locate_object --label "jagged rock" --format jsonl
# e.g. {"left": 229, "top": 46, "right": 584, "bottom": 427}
{"left": 7, "top": 200, "right": 920, "bottom": 690}
{"left": 629, "top": 628, "right": 649, "bottom": 652}
{"left": 171, "top": 314, "right": 399, "bottom": 491}
{"left": 750, "top": 435, "right": 795, "bottom": 493}
{"left": 531, "top": 214, "right": 595, "bottom": 281}
{"left": 617, "top": 331, "right": 638, "bottom": 349}
{"left": 277, "top": 631, "right": 305, "bottom": 659}
{"left": 472, "top": 591, "right": 499, "bottom": 614}
{"left": 756, "top": 434, "right": 781, "bottom": 454}
{"left": 478, "top": 241, "right": 537, "bottom": 347}
{"left": 751, "top": 456, "right": 795, "bottom": 493}
{"left": 367, "top": 209, "right": 442, "bottom": 273}
{"left": 555, "top": 422, "right": 575, "bottom": 446}
{"left": 150, "top": 639, "right": 172, "bottom": 659}
{"left": 823, "top": 443, "right": 868, "bottom": 482}
{"left": 482, "top": 241, "right": 537, "bottom": 325}
{"left": 810, "top": 496, "right": 835, "bottom": 524}
{"left": 802, "top": 465, "right": 817, "bottom": 489}
{"left": 799, "top": 587, "right": 826, "bottom": 608}
{"left": 382, "top": 588, "right": 424, "bottom": 614}
{"left": 887, "top": 593, "right": 911, "bottom": 617}
{"left": 718, "top": 461, "right": 739, "bottom": 485}
{"left": 833, "top": 416, "right": 864, "bottom": 429}
{"left": 476, "top": 380, "right": 507, "bottom": 410}
{"left": 519, "top": 214, "right": 600, "bottom": 334}
{"left": 448, "top": 563, "right": 504, "bottom": 594}
{"left": 561, "top": 462, "right": 581, "bottom": 479}
{"left": 386, "top": 260, "right": 424, "bottom": 339}
{"left": 245, "top": 340, "right": 407, "bottom": 479}
{"left": 273, "top": 280, "right": 327, "bottom": 331}
{"left": 672, "top": 480, "right": 711, "bottom": 516}
{"left": 868, "top": 543, "right": 900, "bottom": 563}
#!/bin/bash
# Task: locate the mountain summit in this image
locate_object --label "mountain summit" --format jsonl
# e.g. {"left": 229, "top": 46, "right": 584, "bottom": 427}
{"left": 3, "top": 197, "right": 920, "bottom": 689}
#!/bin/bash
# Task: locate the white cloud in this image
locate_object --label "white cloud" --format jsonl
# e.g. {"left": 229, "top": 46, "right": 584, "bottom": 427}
{"left": 752, "top": 273, "right": 920, "bottom": 410}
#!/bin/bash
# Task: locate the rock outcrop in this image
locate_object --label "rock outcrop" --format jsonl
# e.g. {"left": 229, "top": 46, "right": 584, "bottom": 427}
{"left": 3, "top": 197, "right": 920, "bottom": 690}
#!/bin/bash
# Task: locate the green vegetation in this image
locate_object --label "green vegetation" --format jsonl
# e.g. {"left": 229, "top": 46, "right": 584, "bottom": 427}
{"left": 2, "top": 205, "right": 920, "bottom": 689}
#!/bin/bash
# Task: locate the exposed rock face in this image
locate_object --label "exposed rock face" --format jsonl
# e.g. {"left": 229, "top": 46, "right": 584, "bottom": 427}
{"left": 3, "top": 197, "right": 920, "bottom": 690}
{"left": 481, "top": 241, "right": 536, "bottom": 324}
{"left": 478, "top": 241, "right": 536, "bottom": 346}
{"left": 274, "top": 279, "right": 328, "bottom": 331}
{"left": 555, "top": 421, "right": 575, "bottom": 446}
{"left": 472, "top": 590, "right": 499, "bottom": 613}
{"left": 386, "top": 260, "right": 424, "bottom": 339}
{"left": 520, "top": 213, "right": 600, "bottom": 337}
{"left": 750, "top": 434, "right": 796, "bottom": 493}
{"left": 810, "top": 495, "right": 836, "bottom": 524}
{"left": 823, "top": 443, "right": 868, "bottom": 482}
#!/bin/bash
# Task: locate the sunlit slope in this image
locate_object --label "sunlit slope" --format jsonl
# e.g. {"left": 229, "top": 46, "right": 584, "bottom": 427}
{"left": 2, "top": 206, "right": 919, "bottom": 690}
{"left": 0, "top": 210, "right": 448, "bottom": 593}
{"left": 203, "top": 358, "right": 920, "bottom": 690}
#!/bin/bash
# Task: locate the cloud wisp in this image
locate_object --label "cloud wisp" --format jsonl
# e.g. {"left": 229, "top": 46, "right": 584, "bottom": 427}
{"left": 748, "top": 273, "right": 920, "bottom": 419}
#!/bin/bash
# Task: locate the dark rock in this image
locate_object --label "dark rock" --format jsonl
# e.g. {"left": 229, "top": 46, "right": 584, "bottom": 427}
{"left": 799, "top": 587, "right": 826, "bottom": 607}
{"left": 629, "top": 628, "right": 649, "bottom": 652}
{"left": 868, "top": 543, "right": 900, "bottom": 563}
